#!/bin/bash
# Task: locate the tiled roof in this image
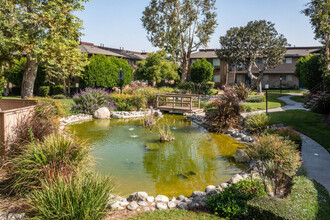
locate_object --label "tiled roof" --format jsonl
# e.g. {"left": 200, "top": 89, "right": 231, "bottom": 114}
{"left": 78, "top": 45, "right": 125, "bottom": 58}
{"left": 190, "top": 47, "right": 321, "bottom": 59}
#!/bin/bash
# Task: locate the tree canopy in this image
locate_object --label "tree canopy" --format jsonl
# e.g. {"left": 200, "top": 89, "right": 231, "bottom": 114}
{"left": 302, "top": 0, "right": 330, "bottom": 88}
{"left": 82, "top": 55, "right": 133, "bottom": 88}
{"left": 218, "top": 20, "right": 289, "bottom": 93}
{"left": 141, "top": 0, "right": 217, "bottom": 81}
{"left": 0, "top": 0, "right": 88, "bottom": 98}
{"left": 190, "top": 58, "right": 214, "bottom": 83}
{"left": 295, "top": 55, "right": 323, "bottom": 90}
{"left": 135, "top": 50, "right": 180, "bottom": 84}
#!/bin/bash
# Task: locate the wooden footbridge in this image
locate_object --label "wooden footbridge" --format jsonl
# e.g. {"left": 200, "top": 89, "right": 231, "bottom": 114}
{"left": 156, "top": 94, "right": 204, "bottom": 113}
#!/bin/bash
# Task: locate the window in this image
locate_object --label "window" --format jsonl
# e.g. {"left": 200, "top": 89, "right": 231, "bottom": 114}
{"left": 236, "top": 75, "right": 244, "bottom": 84}
{"left": 283, "top": 58, "right": 292, "bottom": 64}
{"left": 213, "top": 75, "right": 221, "bottom": 83}
{"left": 263, "top": 75, "right": 269, "bottom": 81}
{"left": 285, "top": 75, "right": 293, "bottom": 81}
{"left": 213, "top": 59, "right": 220, "bottom": 66}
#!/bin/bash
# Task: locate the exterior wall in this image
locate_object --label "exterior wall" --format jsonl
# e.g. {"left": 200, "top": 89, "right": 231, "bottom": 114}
{"left": 0, "top": 99, "right": 37, "bottom": 156}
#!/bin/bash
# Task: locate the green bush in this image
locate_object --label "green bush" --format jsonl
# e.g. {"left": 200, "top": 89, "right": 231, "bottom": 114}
{"left": 247, "top": 135, "right": 301, "bottom": 195}
{"left": 52, "top": 94, "right": 67, "bottom": 99}
{"left": 295, "top": 55, "right": 323, "bottom": 90}
{"left": 244, "top": 113, "right": 270, "bottom": 133}
{"left": 311, "top": 94, "right": 330, "bottom": 114}
{"left": 52, "top": 85, "right": 64, "bottom": 95}
{"left": 178, "top": 81, "right": 215, "bottom": 95}
{"left": 240, "top": 103, "right": 252, "bottom": 112}
{"left": 190, "top": 58, "right": 214, "bottom": 83}
{"left": 72, "top": 87, "right": 115, "bottom": 114}
{"left": 207, "top": 180, "right": 267, "bottom": 219}
{"left": 247, "top": 95, "right": 265, "bottom": 103}
{"left": 270, "top": 127, "right": 302, "bottom": 151}
{"left": 11, "top": 134, "right": 91, "bottom": 194}
{"left": 110, "top": 94, "right": 146, "bottom": 111}
{"left": 247, "top": 176, "right": 330, "bottom": 220}
{"left": 83, "top": 55, "right": 133, "bottom": 88}
{"left": 39, "top": 86, "right": 50, "bottom": 97}
{"left": 28, "top": 173, "right": 113, "bottom": 220}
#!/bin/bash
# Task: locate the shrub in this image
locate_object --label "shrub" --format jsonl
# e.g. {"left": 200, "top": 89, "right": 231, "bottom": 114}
{"left": 52, "top": 94, "right": 66, "bottom": 99}
{"left": 244, "top": 113, "right": 270, "bottom": 133}
{"left": 207, "top": 180, "right": 267, "bottom": 219}
{"left": 234, "top": 83, "right": 251, "bottom": 101}
{"left": 206, "top": 88, "right": 241, "bottom": 133}
{"left": 240, "top": 103, "right": 252, "bottom": 112}
{"left": 179, "top": 81, "right": 215, "bottom": 95}
{"left": 272, "top": 127, "right": 302, "bottom": 151}
{"left": 52, "top": 85, "right": 64, "bottom": 95}
{"left": 28, "top": 173, "right": 113, "bottom": 220}
{"left": 311, "top": 94, "right": 330, "bottom": 114}
{"left": 39, "top": 86, "right": 50, "bottom": 97}
{"left": 247, "top": 135, "right": 301, "bottom": 195}
{"left": 10, "top": 101, "right": 60, "bottom": 154}
{"left": 83, "top": 54, "right": 134, "bottom": 88}
{"left": 190, "top": 58, "right": 214, "bottom": 83}
{"left": 295, "top": 55, "right": 323, "bottom": 90}
{"left": 247, "top": 95, "right": 265, "bottom": 103}
{"left": 72, "top": 87, "right": 116, "bottom": 114}
{"left": 110, "top": 94, "right": 146, "bottom": 111}
{"left": 247, "top": 176, "right": 330, "bottom": 220}
{"left": 10, "top": 134, "right": 90, "bottom": 194}
{"left": 201, "top": 81, "right": 215, "bottom": 95}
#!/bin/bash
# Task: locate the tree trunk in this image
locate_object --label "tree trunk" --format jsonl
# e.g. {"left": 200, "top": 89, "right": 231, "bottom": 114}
{"left": 21, "top": 56, "right": 39, "bottom": 99}
{"left": 256, "top": 71, "right": 264, "bottom": 94}
{"left": 63, "top": 79, "right": 67, "bottom": 94}
{"left": 68, "top": 80, "right": 71, "bottom": 95}
{"left": 181, "top": 56, "right": 189, "bottom": 81}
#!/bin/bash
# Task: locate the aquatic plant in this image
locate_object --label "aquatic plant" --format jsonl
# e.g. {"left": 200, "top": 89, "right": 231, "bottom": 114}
{"left": 157, "top": 119, "right": 175, "bottom": 142}
{"left": 143, "top": 109, "right": 156, "bottom": 128}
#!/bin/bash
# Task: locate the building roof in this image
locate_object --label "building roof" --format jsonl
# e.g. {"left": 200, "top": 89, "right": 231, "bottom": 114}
{"left": 78, "top": 44, "right": 125, "bottom": 58}
{"left": 190, "top": 47, "right": 321, "bottom": 59}
{"left": 190, "top": 49, "right": 218, "bottom": 59}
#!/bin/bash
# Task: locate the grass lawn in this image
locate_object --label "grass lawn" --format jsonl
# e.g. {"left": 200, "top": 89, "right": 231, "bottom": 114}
{"left": 269, "top": 110, "right": 330, "bottom": 152}
{"left": 241, "top": 90, "right": 307, "bottom": 111}
{"left": 126, "top": 210, "right": 224, "bottom": 220}
{"left": 290, "top": 96, "right": 305, "bottom": 103}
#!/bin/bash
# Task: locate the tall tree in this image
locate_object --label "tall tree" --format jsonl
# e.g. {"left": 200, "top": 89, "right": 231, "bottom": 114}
{"left": 0, "top": 0, "right": 88, "bottom": 98}
{"left": 141, "top": 0, "right": 217, "bottom": 81}
{"left": 218, "top": 20, "right": 288, "bottom": 93}
{"left": 295, "top": 55, "right": 323, "bottom": 90}
{"left": 302, "top": 0, "right": 330, "bottom": 87}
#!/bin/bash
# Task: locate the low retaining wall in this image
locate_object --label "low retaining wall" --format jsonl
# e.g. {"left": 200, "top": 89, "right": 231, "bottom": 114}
{"left": 0, "top": 99, "right": 37, "bottom": 156}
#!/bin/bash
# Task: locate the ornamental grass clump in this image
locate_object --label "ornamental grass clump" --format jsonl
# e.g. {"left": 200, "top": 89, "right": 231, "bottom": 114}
{"left": 247, "top": 134, "right": 301, "bottom": 195}
{"left": 28, "top": 172, "right": 113, "bottom": 220}
{"left": 72, "top": 87, "right": 116, "bottom": 114}
{"left": 206, "top": 88, "right": 241, "bottom": 133}
{"left": 10, "top": 134, "right": 91, "bottom": 194}
{"left": 244, "top": 113, "right": 270, "bottom": 134}
{"left": 207, "top": 180, "right": 267, "bottom": 219}
{"left": 233, "top": 83, "right": 251, "bottom": 101}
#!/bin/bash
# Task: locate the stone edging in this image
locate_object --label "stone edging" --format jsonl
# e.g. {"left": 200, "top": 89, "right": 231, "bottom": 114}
{"left": 108, "top": 173, "right": 251, "bottom": 212}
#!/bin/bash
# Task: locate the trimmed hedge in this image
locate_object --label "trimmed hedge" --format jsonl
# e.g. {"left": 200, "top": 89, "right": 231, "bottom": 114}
{"left": 39, "top": 86, "right": 50, "bottom": 97}
{"left": 247, "top": 95, "right": 265, "bottom": 103}
{"left": 247, "top": 176, "right": 330, "bottom": 220}
{"left": 110, "top": 94, "right": 147, "bottom": 111}
{"left": 190, "top": 58, "right": 214, "bottom": 83}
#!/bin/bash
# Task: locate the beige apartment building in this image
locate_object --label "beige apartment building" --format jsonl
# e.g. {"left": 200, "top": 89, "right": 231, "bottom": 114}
{"left": 189, "top": 47, "right": 320, "bottom": 88}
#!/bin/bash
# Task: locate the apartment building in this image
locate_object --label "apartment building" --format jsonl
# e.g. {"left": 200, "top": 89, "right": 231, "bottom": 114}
{"left": 189, "top": 47, "right": 321, "bottom": 88}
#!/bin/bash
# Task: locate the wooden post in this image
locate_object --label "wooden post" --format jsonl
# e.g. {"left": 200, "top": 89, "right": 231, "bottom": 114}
{"left": 190, "top": 97, "right": 192, "bottom": 111}
{"left": 165, "top": 97, "right": 167, "bottom": 107}
{"left": 181, "top": 97, "right": 183, "bottom": 107}
{"left": 198, "top": 95, "right": 200, "bottom": 109}
{"left": 172, "top": 95, "right": 175, "bottom": 109}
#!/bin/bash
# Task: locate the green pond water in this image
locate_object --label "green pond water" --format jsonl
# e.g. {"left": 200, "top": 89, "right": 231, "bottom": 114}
{"left": 68, "top": 115, "right": 247, "bottom": 197}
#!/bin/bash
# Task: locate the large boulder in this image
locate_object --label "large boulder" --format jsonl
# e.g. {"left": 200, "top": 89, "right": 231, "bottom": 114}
{"left": 127, "top": 192, "right": 148, "bottom": 202}
{"left": 155, "top": 195, "right": 169, "bottom": 203}
{"left": 93, "top": 107, "right": 111, "bottom": 119}
{"left": 234, "top": 149, "right": 250, "bottom": 163}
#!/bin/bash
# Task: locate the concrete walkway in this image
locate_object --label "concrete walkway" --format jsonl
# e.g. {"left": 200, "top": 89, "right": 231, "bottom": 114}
{"left": 301, "top": 134, "right": 330, "bottom": 192}
{"left": 241, "top": 94, "right": 309, "bottom": 117}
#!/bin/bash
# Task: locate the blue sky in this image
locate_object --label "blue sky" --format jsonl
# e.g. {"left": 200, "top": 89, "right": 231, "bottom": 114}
{"left": 76, "top": 0, "right": 321, "bottom": 52}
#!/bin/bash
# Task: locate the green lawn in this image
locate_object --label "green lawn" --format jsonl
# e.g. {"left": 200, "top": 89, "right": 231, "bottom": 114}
{"left": 269, "top": 110, "right": 330, "bottom": 152}
{"left": 241, "top": 90, "right": 308, "bottom": 111}
{"left": 126, "top": 210, "right": 224, "bottom": 220}
{"left": 290, "top": 96, "right": 305, "bottom": 103}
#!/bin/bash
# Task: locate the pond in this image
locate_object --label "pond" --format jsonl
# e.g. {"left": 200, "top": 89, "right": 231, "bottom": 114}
{"left": 68, "top": 114, "right": 247, "bottom": 197}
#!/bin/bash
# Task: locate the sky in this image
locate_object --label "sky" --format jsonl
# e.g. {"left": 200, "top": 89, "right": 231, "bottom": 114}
{"left": 76, "top": 0, "right": 321, "bottom": 53}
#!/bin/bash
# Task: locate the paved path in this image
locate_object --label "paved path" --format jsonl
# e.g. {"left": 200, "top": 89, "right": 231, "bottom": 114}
{"left": 241, "top": 94, "right": 309, "bottom": 117}
{"left": 301, "top": 134, "right": 330, "bottom": 192}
